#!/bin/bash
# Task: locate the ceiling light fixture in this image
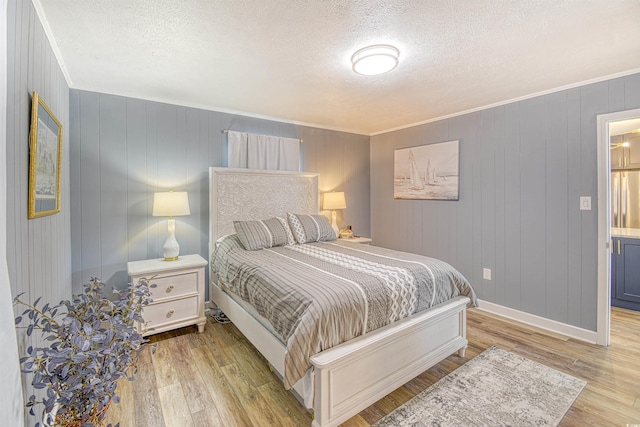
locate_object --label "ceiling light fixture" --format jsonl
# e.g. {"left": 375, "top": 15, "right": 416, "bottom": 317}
{"left": 351, "top": 44, "right": 399, "bottom": 76}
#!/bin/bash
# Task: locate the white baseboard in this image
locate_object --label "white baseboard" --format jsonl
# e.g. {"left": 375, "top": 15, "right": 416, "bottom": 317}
{"left": 476, "top": 299, "right": 597, "bottom": 344}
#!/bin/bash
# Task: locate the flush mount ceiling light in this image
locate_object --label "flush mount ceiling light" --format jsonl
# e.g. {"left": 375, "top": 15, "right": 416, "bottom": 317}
{"left": 351, "top": 44, "right": 400, "bottom": 76}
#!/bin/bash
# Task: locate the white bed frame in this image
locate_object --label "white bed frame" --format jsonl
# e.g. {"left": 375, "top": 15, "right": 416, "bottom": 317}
{"left": 208, "top": 167, "right": 470, "bottom": 427}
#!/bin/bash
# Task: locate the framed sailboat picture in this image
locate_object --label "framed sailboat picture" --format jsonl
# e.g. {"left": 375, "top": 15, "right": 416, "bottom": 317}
{"left": 394, "top": 140, "right": 459, "bottom": 200}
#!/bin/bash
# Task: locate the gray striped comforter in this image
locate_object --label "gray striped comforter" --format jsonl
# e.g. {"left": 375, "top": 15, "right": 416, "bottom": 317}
{"left": 212, "top": 235, "right": 477, "bottom": 389}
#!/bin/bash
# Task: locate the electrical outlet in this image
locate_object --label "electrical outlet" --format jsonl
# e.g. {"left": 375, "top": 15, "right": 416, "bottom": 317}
{"left": 483, "top": 268, "right": 492, "bottom": 280}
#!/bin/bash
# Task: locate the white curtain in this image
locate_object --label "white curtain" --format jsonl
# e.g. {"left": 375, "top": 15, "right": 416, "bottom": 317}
{"left": 227, "top": 131, "right": 300, "bottom": 171}
{"left": 1, "top": 0, "right": 25, "bottom": 424}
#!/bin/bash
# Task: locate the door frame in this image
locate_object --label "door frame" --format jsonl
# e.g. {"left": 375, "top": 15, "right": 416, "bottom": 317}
{"left": 596, "top": 108, "right": 640, "bottom": 346}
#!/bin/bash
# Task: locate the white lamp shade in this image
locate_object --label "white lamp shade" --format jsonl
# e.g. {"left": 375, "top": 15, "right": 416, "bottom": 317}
{"left": 323, "top": 192, "right": 346, "bottom": 210}
{"left": 152, "top": 191, "right": 190, "bottom": 261}
{"left": 153, "top": 191, "right": 190, "bottom": 217}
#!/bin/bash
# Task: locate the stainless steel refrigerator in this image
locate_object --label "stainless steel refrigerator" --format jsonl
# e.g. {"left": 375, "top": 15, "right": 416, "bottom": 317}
{"left": 611, "top": 170, "right": 640, "bottom": 229}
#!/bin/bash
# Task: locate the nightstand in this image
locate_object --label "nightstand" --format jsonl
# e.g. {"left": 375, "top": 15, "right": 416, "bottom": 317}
{"left": 339, "top": 236, "right": 372, "bottom": 245}
{"left": 127, "top": 254, "right": 208, "bottom": 336}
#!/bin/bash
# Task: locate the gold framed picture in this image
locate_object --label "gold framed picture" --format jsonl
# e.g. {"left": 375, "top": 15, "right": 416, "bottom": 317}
{"left": 28, "top": 91, "right": 62, "bottom": 218}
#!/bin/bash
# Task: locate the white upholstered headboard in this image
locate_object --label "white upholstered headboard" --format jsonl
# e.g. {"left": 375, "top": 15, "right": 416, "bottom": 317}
{"left": 208, "top": 167, "right": 319, "bottom": 255}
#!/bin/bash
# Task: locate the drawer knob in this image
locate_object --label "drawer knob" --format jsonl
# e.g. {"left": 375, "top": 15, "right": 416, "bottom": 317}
{"left": 166, "top": 285, "right": 174, "bottom": 293}
{"left": 166, "top": 309, "right": 175, "bottom": 318}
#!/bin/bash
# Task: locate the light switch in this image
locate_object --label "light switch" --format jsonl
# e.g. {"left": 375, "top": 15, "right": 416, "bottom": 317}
{"left": 483, "top": 268, "right": 491, "bottom": 280}
{"left": 580, "top": 196, "right": 591, "bottom": 211}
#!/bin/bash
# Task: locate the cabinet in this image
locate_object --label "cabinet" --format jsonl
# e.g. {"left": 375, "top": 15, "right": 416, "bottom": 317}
{"left": 127, "top": 254, "right": 208, "bottom": 336}
{"left": 611, "top": 143, "right": 625, "bottom": 169}
{"left": 611, "top": 237, "right": 640, "bottom": 311}
{"left": 611, "top": 134, "right": 640, "bottom": 170}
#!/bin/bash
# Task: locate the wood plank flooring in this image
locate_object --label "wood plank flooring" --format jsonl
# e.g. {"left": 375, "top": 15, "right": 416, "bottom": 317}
{"left": 104, "top": 307, "right": 640, "bottom": 426}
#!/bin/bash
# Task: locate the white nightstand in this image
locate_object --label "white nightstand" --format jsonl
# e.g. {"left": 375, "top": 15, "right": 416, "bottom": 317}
{"left": 339, "top": 236, "right": 372, "bottom": 245}
{"left": 127, "top": 254, "right": 208, "bottom": 336}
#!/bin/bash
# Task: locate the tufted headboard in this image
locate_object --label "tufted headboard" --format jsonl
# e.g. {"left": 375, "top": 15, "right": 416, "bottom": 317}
{"left": 208, "top": 167, "right": 319, "bottom": 255}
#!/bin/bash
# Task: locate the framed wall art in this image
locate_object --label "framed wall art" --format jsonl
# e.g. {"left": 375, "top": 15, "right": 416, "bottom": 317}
{"left": 394, "top": 139, "right": 459, "bottom": 200}
{"left": 28, "top": 91, "right": 62, "bottom": 218}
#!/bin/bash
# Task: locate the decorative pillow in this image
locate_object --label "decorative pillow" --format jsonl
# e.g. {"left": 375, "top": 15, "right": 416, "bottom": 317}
{"left": 287, "top": 213, "right": 336, "bottom": 243}
{"left": 276, "top": 216, "right": 297, "bottom": 246}
{"left": 233, "top": 217, "right": 293, "bottom": 250}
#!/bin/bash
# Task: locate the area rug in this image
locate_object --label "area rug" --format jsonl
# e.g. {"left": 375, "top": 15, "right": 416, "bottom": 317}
{"left": 372, "top": 346, "right": 586, "bottom": 427}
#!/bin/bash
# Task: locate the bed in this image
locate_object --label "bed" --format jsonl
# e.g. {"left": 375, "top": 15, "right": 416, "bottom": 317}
{"left": 208, "top": 167, "right": 476, "bottom": 427}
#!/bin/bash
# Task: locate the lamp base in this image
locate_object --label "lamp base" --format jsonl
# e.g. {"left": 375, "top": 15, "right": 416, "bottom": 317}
{"left": 163, "top": 218, "right": 180, "bottom": 261}
{"left": 331, "top": 210, "right": 339, "bottom": 237}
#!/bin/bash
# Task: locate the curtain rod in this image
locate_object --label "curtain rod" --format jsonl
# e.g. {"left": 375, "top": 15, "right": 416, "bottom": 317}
{"left": 222, "top": 129, "right": 303, "bottom": 143}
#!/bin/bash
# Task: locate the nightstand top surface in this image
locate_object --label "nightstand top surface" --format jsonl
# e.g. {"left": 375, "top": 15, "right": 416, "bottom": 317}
{"left": 338, "top": 236, "right": 372, "bottom": 244}
{"left": 127, "top": 254, "right": 208, "bottom": 276}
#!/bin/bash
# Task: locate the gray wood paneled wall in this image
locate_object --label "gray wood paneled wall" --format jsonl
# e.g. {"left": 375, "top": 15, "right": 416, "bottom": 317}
{"left": 6, "top": 0, "right": 71, "bottom": 320}
{"left": 6, "top": 1, "right": 71, "bottom": 425}
{"left": 371, "top": 73, "right": 640, "bottom": 332}
{"left": 69, "top": 90, "right": 370, "bottom": 296}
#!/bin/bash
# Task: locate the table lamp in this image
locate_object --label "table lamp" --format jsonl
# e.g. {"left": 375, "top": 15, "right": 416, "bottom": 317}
{"left": 323, "top": 191, "right": 346, "bottom": 236}
{"left": 153, "top": 190, "right": 190, "bottom": 261}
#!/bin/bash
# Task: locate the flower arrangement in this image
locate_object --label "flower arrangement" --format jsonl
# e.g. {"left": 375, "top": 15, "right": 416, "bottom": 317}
{"left": 14, "top": 277, "right": 155, "bottom": 427}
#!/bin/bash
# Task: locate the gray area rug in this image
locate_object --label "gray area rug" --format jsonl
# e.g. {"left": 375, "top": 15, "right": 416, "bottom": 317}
{"left": 373, "top": 346, "right": 586, "bottom": 427}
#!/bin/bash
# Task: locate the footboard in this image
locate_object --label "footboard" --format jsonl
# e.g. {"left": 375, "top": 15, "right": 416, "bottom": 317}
{"left": 310, "top": 296, "right": 469, "bottom": 427}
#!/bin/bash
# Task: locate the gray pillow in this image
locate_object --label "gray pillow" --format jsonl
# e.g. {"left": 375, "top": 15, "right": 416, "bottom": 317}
{"left": 287, "top": 213, "right": 337, "bottom": 244}
{"left": 233, "top": 217, "right": 293, "bottom": 250}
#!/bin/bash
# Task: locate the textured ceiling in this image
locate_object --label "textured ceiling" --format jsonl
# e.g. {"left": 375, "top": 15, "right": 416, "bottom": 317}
{"left": 36, "top": 0, "right": 640, "bottom": 135}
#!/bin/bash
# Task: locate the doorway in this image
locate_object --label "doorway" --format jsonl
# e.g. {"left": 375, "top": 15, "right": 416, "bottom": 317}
{"left": 596, "top": 108, "right": 640, "bottom": 346}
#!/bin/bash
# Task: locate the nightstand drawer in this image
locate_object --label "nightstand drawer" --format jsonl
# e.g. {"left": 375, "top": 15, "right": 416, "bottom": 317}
{"left": 142, "top": 295, "right": 199, "bottom": 330}
{"left": 128, "top": 254, "right": 208, "bottom": 336}
{"left": 146, "top": 272, "right": 198, "bottom": 302}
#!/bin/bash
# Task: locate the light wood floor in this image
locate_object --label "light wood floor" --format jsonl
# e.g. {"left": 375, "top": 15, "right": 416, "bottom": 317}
{"left": 104, "top": 307, "right": 640, "bottom": 426}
